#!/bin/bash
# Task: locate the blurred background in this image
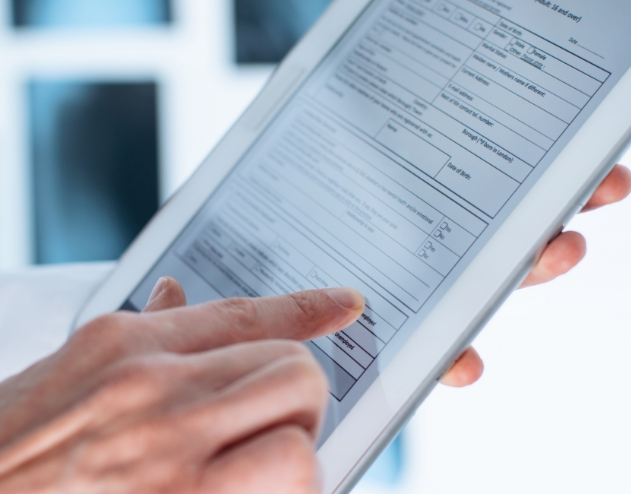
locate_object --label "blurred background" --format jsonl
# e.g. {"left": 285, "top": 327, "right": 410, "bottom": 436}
{"left": 0, "top": 0, "right": 629, "bottom": 492}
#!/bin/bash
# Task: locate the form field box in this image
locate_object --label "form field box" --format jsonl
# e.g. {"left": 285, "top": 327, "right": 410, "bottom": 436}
{"left": 435, "top": 158, "right": 519, "bottom": 217}
{"left": 453, "top": 68, "right": 567, "bottom": 140}
{"left": 416, "top": 238, "right": 459, "bottom": 276}
{"left": 308, "top": 342, "right": 355, "bottom": 401}
{"left": 343, "top": 323, "right": 386, "bottom": 358}
{"left": 376, "top": 121, "right": 450, "bottom": 178}
{"left": 312, "top": 337, "right": 364, "bottom": 379}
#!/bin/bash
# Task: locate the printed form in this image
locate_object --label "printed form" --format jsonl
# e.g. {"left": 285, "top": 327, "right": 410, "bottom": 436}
{"left": 128, "top": 0, "right": 629, "bottom": 422}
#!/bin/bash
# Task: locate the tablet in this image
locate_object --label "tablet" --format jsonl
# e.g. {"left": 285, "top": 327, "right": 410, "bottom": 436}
{"left": 75, "top": 0, "right": 631, "bottom": 491}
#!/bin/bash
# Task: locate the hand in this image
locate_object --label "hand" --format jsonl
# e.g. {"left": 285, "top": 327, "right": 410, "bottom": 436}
{"left": 441, "top": 165, "right": 631, "bottom": 387}
{"left": 0, "top": 282, "right": 364, "bottom": 493}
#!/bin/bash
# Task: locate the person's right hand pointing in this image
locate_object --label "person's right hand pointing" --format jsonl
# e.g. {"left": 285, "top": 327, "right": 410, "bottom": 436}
{"left": 0, "top": 279, "right": 364, "bottom": 494}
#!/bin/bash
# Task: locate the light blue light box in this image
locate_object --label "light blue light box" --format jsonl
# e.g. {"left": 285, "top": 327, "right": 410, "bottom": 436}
{"left": 11, "top": 0, "right": 172, "bottom": 28}
{"left": 28, "top": 80, "right": 160, "bottom": 264}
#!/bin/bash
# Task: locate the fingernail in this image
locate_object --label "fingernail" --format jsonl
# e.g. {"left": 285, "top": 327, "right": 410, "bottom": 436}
{"left": 147, "top": 277, "right": 168, "bottom": 305}
{"left": 326, "top": 287, "right": 364, "bottom": 310}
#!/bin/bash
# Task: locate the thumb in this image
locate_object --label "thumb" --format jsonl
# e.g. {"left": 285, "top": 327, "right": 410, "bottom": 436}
{"left": 143, "top": 277, "right": 187, "bottom": 313}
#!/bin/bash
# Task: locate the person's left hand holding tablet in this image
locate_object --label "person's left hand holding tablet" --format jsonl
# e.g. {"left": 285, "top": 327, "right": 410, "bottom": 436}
{"left": 0, "top": 279, "right": 365, "bottom": 493}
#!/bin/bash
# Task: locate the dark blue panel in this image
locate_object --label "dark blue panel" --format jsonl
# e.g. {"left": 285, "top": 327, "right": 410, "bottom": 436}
{"left": 235, "top": 0, "right": 333, "bottom": 64}
{"left": 12, "top": 0, "right": 172, "bottom": 28}
{"left": 29, "top": 81, "right": 160, "bottom": 264}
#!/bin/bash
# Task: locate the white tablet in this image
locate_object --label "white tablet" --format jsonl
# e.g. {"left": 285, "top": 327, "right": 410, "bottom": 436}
{"left": 76, "top": 0, "right": 631, "bottom": 491}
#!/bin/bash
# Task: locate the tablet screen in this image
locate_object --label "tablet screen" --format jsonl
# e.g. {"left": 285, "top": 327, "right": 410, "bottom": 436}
{"left": 123, "top": 0, "right": 631, "bottom": 441}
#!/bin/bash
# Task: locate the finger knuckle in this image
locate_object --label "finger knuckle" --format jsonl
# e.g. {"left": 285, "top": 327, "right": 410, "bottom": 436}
{"left": 289, "top": 292, "right": 321, "bottom": 322}
{"left": 69, "top": 313, "right": 134, "bottom": 361}
{"left": 278, "top": 427, "right": 318, "bottom": 488}
{"left": 112, "top": 354, "right": 178, "bottom": 384}
{"left": 269, "top": 340, "right": 313, "bottom": 359}
{"left": 94, "top": 355, "right": 175, "bottom": 405}
{"left": 74, "top": 422, "right": 182, "bottom": 489}
{"left": 284, "top": 355, "right": 329, "bottom": 403}
{"left": 217, "top": 297, "right": 259, "bottom": 332}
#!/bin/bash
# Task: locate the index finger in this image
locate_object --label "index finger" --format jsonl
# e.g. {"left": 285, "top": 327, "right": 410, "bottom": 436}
{"left": 142, "top": 288, "right": 365, "bottom": 354}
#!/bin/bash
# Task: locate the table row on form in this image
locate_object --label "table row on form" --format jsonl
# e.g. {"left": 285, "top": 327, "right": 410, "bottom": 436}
{"left": 317, "top": 0, "right": 608, "bottom": 217}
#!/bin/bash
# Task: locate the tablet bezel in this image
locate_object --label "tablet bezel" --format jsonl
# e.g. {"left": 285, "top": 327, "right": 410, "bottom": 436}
{"left": 74, "top": 0, "right": 631, "bottom": 492}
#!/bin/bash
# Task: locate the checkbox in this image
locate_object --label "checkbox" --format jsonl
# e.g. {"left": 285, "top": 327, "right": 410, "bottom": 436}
{"left": 441, "top": 222, "right": 448, "bottom": 230}
{"left": 425, "top": 241, "right": 433, "bottom": 249}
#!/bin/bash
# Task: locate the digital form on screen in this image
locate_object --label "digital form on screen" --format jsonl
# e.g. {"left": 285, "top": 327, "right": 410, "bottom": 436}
{"left": 125, "top": 0, "right": 631, "bottom": 440}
